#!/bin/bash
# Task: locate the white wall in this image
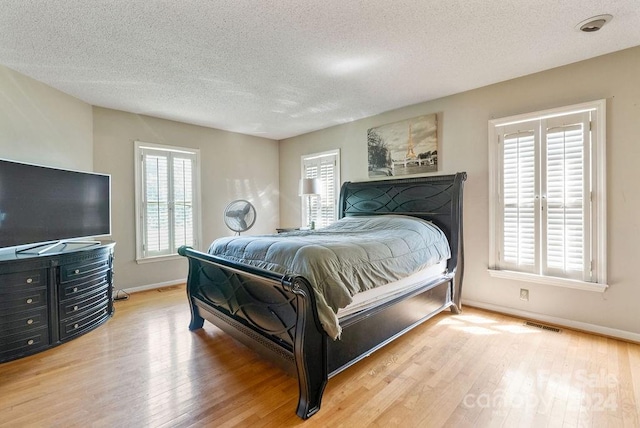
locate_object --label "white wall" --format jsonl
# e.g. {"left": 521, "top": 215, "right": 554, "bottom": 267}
{"left": 0, "top": 64, "right": 93, "bottom": 170}
{"left": 279, "top": 46, "right": 640, "bottom": 338}
{"left": 93, "top": 107, "right": 280, "bottom": 290}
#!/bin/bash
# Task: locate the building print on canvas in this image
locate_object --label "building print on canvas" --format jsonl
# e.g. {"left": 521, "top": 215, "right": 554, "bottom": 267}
{"left": 367, "top": 113, "right": 438, "bottom": 178}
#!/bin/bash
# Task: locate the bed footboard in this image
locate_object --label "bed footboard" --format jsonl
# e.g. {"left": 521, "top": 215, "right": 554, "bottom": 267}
{"left": 178, "top": 246, "right": 328, "bottom": 419}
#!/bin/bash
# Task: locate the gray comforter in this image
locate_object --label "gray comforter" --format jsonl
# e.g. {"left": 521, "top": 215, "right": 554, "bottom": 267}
{"left": 209, "top": 215, "right": 450, "bottom": 339}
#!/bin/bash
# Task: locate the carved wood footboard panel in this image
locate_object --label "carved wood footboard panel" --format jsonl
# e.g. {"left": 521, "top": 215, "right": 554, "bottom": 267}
{"left": 179, "top": 247, "right": 328, "bottom": 418}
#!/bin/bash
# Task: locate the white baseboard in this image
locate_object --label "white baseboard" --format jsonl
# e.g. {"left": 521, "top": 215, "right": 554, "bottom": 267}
{"left": 462, "top": 299, "right": 640, "bottom": 343}
{"left": 115, "top": 279, "right": 186, "bottom": 295}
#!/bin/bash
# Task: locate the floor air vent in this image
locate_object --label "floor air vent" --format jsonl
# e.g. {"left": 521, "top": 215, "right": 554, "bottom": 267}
{"left": 524, "top": 321, "right": 561, "bottom": 333}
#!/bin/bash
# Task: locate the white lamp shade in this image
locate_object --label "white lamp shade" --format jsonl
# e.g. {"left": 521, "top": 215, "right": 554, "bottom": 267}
{"left": 299, "top": 178, "right": 321, "bottom": 195}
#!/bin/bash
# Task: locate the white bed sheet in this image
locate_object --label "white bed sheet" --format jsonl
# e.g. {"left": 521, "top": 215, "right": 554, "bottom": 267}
{"left": 337, "top": 259, "right": 448, "bottom": 319}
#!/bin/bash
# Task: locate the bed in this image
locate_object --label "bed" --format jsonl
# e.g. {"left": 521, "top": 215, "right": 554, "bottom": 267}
{"left": 178, "top": 172, "right": 466, "bottom": 419}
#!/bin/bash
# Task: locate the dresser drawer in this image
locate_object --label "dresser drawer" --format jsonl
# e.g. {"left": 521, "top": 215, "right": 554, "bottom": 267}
{"left": 0, "top": 327, "right": 50, "bottom": 362}
{"left": 0, "top": 270, "right": 45, "bottom": 292}
{"left": 0, "top": 288, "right": 47, "bottom": 313}
{"left": 58, "top": 272, "right": 110, "bottom": 302}
{"left": 59, "top": 287, "right": 109, "bottom": 321}
{"left": 0, "top": 307, "right": 49, "bottom": 339}
{"left": 60, "top": 258, "right": 110, "bottom": 284}
{"left": 59, "top": 307, "right": 110, "bottom": 340}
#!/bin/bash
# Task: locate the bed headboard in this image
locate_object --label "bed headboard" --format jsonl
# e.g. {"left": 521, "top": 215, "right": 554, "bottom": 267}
{"left": 338, "top": 172, "right": 467, "bottom": 273}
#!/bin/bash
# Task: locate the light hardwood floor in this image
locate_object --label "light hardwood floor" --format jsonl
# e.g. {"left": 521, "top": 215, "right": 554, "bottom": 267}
{"left": 1, "top": 285, "right": 638, "bottom": 427}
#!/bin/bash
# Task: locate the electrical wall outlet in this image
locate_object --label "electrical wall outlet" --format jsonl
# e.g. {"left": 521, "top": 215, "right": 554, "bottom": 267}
{"left": 520, "top": 288, "right": 529, "bottom": 301}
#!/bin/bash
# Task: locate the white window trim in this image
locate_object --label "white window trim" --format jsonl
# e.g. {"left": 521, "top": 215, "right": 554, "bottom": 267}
{"left": 134, "top": 141, "right": 202, "bottom": 263}
{"left": 488, "top": 100, "right": 607, "bottom": 292}
{"left": 301, "top": 149, "right": 341, "bottom": 228}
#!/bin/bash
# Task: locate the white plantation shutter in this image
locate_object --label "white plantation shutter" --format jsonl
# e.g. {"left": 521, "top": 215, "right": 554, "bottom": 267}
{"left": 490, "top": 102, "right": 606, "bottom": 287}
{"left": 172, "top": 155, "right": 195, "bottom": 249}
{"left": 501, "top": 131, "right": 537, "bottom": 273}
{"left": 143, "top": 152, "right": 170, "bottom": 254}
{"left": 542, "top": 114, "right": 590, "bottom": 280}
{"left": 302, "top": 150, "right": 340, "bottom": 228}
{"left": 304, "top": 163, "right": 320, "bottom": 227}
{"left": 136, "top": 142, "right": 200, "bottom": 260}
{"left": 318, "top": 158, "right": 336, "bottom": 227}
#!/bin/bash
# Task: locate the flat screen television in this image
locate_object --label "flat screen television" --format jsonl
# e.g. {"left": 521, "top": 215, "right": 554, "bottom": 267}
{"left": 0, "top": 158, "right": 111, "bottom": 253}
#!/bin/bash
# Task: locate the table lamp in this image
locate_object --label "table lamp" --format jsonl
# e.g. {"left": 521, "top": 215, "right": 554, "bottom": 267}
{"left": 299, "top": 178, "right": 321, "bottom": 229}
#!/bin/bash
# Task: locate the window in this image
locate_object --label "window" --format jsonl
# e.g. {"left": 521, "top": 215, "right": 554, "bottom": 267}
{"left": 135, "top": 141, "right": 201, "bottom": 261}
{"left": 488, "top": 100, "right": 607, "bottom": 291}
{"left": 301, "top": 150, "right": 340, "bottom": 228}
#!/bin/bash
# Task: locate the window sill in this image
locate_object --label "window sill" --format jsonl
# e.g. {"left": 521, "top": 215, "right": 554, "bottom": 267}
{"left": 487, "top": 269, "right": 608, "bottom": 292}
{"left": 136, "top": 254, "right": 184, "bottom": 264}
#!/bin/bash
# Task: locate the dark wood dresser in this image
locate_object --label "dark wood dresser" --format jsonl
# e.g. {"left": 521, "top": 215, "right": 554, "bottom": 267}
{"left": 0, "top": 243, "right": 115, "bottom": 363}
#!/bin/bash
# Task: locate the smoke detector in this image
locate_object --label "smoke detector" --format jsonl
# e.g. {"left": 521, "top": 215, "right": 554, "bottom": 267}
{"left": 575, "top": 14, "right": 613, "bottom": 32}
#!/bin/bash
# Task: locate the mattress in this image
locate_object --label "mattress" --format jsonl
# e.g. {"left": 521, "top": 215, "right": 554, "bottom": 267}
{"left": 337, "top": 259, "right": 448, "bottom": 318}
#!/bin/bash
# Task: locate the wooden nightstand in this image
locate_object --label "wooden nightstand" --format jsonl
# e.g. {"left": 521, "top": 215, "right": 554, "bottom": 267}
{"left": 275, "top": 228, "right": 300, "bottom": 233}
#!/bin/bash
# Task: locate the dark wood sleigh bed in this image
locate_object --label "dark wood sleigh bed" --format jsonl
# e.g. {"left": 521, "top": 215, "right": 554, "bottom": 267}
{"left": 178, "top": 172, "right": 466, "bottom": 419}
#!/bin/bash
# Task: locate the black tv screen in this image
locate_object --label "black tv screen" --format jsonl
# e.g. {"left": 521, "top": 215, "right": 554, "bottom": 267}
{"left": 0, "top": 159, "right": 111, "bottom": 249}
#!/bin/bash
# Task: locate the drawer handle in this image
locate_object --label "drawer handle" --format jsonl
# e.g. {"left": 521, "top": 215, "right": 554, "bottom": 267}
{"left": 74, "top": 323, "right": 79, "bottom": 329}
{"left": 26, "top": 278, "right": 33, "bottom": 284}
{"left": 27, "top": 339, "right": 34, "bottom": 345}
{"left": 74, "top": 269, "right": 80, "bottom": 274}
{"left": 73, "top": 305, "right": 79, "bottom": 311}
{"left": 73, "top": 287, "right": 78, "bottom": 293}
{"left": 26, "top": 298, "right": 33, "bottom": 304}
{"left": 27, "top": 319, "right": 34, "bottom": 325}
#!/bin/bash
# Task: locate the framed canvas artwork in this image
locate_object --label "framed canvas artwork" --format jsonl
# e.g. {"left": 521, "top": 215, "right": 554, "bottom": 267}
{"left": 367, "top": 113, "right": 439, "bottom": 178}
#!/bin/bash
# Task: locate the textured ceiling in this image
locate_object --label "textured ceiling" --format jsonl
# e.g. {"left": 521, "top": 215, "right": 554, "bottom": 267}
{"left": 1, "top": 1, "right": 639, "bottom": 140}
